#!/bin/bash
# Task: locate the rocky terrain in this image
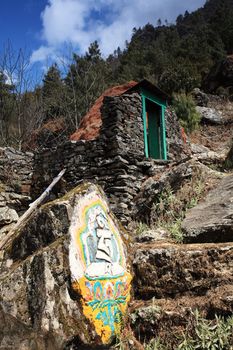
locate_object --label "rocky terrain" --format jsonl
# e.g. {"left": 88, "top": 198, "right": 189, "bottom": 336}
{"left": 0, "top": 90, "right": 233, "bottom": 350}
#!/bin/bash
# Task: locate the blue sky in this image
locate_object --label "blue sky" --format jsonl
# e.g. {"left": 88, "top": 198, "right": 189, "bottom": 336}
{"left": 0, "top": 0, "right": 206, "bottom": 72}
{"left": 0, "top": 1, "right": 47, "bottom": 53}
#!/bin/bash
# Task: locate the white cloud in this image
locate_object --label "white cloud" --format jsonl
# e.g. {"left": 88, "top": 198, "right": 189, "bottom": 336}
{"left": 3, "top": 70, "right": 17, "bottom": 86}
{"left": 30, "top": 45, "right": 56, "bottom": 64}
{"left": 31, "top": 0, "right": 206, "bottom": 63}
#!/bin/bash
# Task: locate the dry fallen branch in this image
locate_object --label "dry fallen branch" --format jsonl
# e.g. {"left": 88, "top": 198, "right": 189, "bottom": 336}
{"left": 0, "top": 168, "right": 66, "bottom": 251}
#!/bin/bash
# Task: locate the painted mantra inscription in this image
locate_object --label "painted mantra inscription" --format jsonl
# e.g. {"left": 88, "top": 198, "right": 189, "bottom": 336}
{"left": 69, "top": 188, "right": 132, "bottom": 344}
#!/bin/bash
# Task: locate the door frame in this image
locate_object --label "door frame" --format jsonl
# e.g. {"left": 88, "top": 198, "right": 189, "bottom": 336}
{"left": 141, "top": 88, "right": 167, "bottom": 160}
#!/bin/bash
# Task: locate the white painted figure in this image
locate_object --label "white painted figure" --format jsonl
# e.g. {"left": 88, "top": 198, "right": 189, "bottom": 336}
{"left": 96, "top": 214, "right": 113, "bottom": 263}
{"left": 85, "top": 213, "right": 124, "bottom": 279}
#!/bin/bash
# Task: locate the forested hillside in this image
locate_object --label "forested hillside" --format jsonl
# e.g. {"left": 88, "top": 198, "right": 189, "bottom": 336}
{"left": 0, "top": 0, "right": 232, "bottom": 149}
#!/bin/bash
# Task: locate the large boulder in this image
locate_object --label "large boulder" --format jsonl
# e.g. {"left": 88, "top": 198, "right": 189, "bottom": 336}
{"left": 133, "top": 241, "right": 233, "bottom": 300}
{"left": 182, "top": 174, "right": 233, "bottom": 243}
{"left": 0, "top": 183, "right": 132, "bottom": 349}
{"left": 133, "top": 159, "right": 222, "bottom": 224}
{"left": 0, "top": 304, "right": 59, "bottom": 350}
{"left": 0, "top": 238, "right": 87, "bottom": 349}
{"left": 196, "top": 106, "right": 224, "bottom": 125}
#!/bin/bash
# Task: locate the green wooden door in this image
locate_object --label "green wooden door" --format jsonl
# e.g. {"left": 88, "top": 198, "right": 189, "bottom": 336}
{"left": 147, "top": 108, "right": 161, "bottom": 159}
{"left": 141, "top": 92, "right": 167, "bottom": 160}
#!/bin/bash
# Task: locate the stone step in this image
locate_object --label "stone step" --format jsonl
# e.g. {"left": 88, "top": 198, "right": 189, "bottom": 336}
{"left": 133, "top": 241, "right": 233, "bottom": 299}
{"left": 130, "top": 283, "right": 233, "bottom": 344}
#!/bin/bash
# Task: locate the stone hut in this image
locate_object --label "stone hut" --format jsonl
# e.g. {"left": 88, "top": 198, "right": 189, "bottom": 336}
{"left": 33, "top": 80, "right": 187, "bottom": 225}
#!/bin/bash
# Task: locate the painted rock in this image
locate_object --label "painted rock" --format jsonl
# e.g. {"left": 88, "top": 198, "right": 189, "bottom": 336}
{"left": 69, "top": 184, "right": 132, "bottom": 344}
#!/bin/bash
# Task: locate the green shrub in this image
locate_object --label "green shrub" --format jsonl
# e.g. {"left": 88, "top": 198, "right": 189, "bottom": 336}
{"left": 177, "top": 310, "right": 233, "bottom": 350}
{"left": 145, "top": 311, "right": 233, "bottom": 350}
{"left": 136, "top": 221, "right": 150, "bottom": 235}
{"left": 172, "top": 93, "right": 201, "bottom": 133}
{"left": 145, "top": 338, "right": 167, "bottom": 350}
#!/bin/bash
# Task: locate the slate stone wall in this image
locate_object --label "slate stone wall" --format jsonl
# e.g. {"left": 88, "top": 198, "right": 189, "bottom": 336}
{"left": 0, "top": 148, "right": 34, "bottom": 219}
{"left": 0, "top": 147, "right": 34, "bottom": 195}
{"left": 165, "top": 108, "right": 190, "bottom": 161}
{"left": 33, "top": 92, "right": 187, "bottom": 224}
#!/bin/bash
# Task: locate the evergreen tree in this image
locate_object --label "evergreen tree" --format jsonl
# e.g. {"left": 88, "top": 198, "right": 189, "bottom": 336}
{"left": 65, "top": 41, "right": 112, "bottom": 128}
{"left": 42, "top": 63, "right": 65, "bottom": 121}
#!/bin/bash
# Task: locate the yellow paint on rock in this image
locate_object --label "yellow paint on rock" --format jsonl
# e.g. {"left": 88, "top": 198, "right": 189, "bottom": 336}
{"left": 72, "top": 272, "right": 132, "bottom": 344}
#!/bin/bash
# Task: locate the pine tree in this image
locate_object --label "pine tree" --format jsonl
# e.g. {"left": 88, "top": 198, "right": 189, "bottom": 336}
{"left": 65, "top": 41, "right": 112, "bottom": 128}
{"left": 42, "top": 63, "right": 65, "bottom": 121}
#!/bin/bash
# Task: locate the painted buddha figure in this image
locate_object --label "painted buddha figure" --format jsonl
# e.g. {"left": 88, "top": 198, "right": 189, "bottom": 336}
{"left": 85, "top": 213, "right": 125, "bottom": 279}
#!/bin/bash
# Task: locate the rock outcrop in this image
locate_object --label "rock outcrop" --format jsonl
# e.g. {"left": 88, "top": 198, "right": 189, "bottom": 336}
{"left": 0, "top": 183, "right": 132, "bottom": 349}
{"left": 196, "top": 106, "right": 224, "bottom": 125}
{"left": 133, "top": 241, "right": 233, "bottom": 300}
{"left": 191, "top": 142, "right": 227, "bottom": 167}
{"left": 130, "top": 283, "right": 233, "bottom": 346}
{"left": 131, "top": 239, "right": 233, "bottom": 345}
{"left": 133, "top": 160, "right": 193, "bottom": 223}
{"left": 182, "top": 174, "right": 233, "bottom": 243}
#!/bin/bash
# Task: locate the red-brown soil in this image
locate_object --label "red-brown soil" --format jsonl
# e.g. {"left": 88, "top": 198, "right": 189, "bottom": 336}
{"left": 70, "top": 81, "right": 138, "bottom": 141}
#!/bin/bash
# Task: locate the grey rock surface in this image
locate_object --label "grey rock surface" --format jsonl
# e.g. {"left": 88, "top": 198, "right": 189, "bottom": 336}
{"left": 136, "top": 228, "right": 170, "bottom": 243}
{"left": 182, "top": 174, "right": 233, "bottom": 243}
{"left": 0, "top": 186, "right": 91, "bottom": 350}
{"left": 191, "top": 142, "right": 226, "bottom": 166}
{"left": 196, "top": 106, "right": 224, "bottom": 124}
{"left": 0, "top": 207, "right": 18, "bottom": 227}
{"left": 191, "top": 143, "right": 211, "bottom": 154}
{"left": 134, "top": 159, "right": 194, "bottom": 222}
{"left": 0, "top": 236, "right": 94, "bottom": 349}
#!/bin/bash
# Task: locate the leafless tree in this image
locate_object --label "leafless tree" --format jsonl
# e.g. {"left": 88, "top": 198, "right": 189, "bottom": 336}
{"left": 0, "top": 41, "right": 43, "bottom": 150}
